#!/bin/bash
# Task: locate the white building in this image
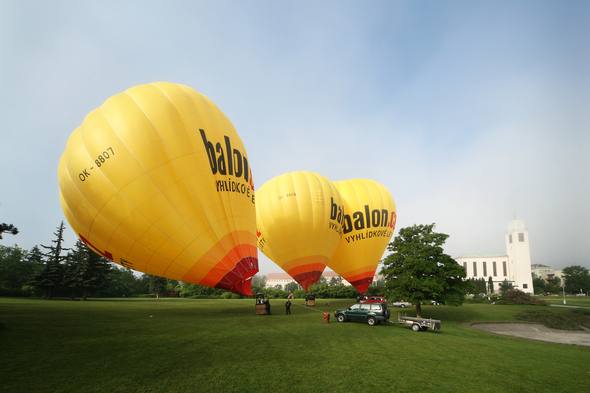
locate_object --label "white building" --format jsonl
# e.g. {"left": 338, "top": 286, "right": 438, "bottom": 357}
{"left": 456, "top": 220, "right": 534, "bottom": 294}
{"left": 531, "top": 264, "right": 563, "bottom": 281}
{"left": 264, "top": 270, "right": 354, "bottom": 289}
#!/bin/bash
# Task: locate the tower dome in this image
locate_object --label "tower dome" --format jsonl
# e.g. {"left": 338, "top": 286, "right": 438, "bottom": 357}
{"left": 507, "top": 219, "right": 527, "bottom": 233}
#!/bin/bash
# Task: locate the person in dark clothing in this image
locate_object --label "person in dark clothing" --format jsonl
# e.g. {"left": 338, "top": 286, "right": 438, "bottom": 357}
{"left": 285, "top": 300, "right": 292, "bottom": 315}
{"left": 265, "top": 299, "right": 271, "bottom": 314}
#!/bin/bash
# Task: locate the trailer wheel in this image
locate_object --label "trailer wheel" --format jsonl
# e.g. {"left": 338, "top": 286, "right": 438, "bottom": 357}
{"left": 411, "top": 324, "right": 421, "bottom": 332}
{"left": 336, "top": 314, "right": 346, "bottom": 323}
{"left": 367, "top": 317, "right": 376, "bottom": 326}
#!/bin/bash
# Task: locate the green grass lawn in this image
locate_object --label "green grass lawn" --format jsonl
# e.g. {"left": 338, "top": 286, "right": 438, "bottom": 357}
{"left": 542, "top": 295, "right": 590, "bottom": 307}
{"left": 1, "top": 298, "right": 589, "bottom": 393}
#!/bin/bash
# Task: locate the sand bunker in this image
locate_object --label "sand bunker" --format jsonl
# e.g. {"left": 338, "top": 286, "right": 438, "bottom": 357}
{"left": 471, "top": 323, "right": 590, "bottom": 347}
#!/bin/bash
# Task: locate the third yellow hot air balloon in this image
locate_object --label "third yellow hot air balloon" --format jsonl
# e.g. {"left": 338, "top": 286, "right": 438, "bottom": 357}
{"left": 256, "top": 171, "right": 344, "bottom": 290}
{"left": 328, "top": 179, "right": 397, "bottom": 293}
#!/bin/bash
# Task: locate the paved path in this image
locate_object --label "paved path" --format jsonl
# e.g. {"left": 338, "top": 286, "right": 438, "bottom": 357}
{"left": 471, "top": 323, "right": 590, "bottom": 347}
{"left": 549, "top": 304, "right": 590, "bottom": 309}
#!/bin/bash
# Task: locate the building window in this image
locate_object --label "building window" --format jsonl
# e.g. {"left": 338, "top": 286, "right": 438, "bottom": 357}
{"left": 523, "top": 284, "right": 528, "bottom": 289}
{"left": 473, "top": 262, "right": 477, "bottom": 277}
{"left": 463, "top": 262, "right": 467, "bottom": 273}
{"left": 483, "top": 262, "right": 487, "bottom": 277}
{"left": 509, "top": 234, "right": 512, "bottom": 243}
{"left": 503, "top": 261, "right": 507, "bottom": 277}
{"left": 518, "top": 233, "right": 525, "bottom": 242}
{"left": 493, "top": 261, "right": 497, "bottom": 276}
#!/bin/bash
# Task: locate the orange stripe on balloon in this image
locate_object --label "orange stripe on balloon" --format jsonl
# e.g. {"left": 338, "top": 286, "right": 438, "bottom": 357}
{"left": 345, "top": 270, "right": 375, "bottom": 284}
{"left": 287, "top": 262, "right": 326, "bottom": 278}
{"left": 282, "top": 255, "right": 328, "bottom": 274}
{"left": 181, "top": 230, "right": 257, "bottom": 286}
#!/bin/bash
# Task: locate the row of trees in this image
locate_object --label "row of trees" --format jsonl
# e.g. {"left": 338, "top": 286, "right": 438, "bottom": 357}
{"left": 0, "top": 222, "right": 188, "bottom": 298}
{"left": 252, "top": 275, "right": 382, "bottom": 299}
{"left": 3, "top": 220, "right": 588, "bottom": 315}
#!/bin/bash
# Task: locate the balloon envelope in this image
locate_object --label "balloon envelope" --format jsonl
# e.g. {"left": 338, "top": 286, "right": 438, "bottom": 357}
{"left": 256, "top": 171, "right": 344, "bottom": 290}
{"left": 58, "top": 82, "right": 258, "bottom": 295}
{"left": 328, "top": 179, "right": 396, "bottom": 293}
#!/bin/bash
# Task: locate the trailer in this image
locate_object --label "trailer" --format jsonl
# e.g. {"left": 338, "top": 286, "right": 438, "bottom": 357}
{"left": 397, "top": 313, "right": 441, "bottom": 332}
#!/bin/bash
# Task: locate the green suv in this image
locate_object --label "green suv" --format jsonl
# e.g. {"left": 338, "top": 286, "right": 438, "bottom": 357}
{"left": 334, "top": 303, "right": 390, "bottom": 326}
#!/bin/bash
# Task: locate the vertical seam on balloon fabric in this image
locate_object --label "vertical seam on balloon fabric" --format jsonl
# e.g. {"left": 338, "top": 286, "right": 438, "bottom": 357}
{"left": 96, "top": 103, "right": 181, "bottom": 272}
{"left": 162, "top": 84, "right": 242, "bottom": 281}
{"left": 145, "top": 84, "right": 228, "bottom": 277}
{"left": 121, "top": 90, "right": 200, "bottom": 275}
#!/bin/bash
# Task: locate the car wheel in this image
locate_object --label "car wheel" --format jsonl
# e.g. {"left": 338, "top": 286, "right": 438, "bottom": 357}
{"left": 336, "top": 314, "right": 345, "bottom": 323}
{"left": 401, "top": 304, "right": 406, "bottom": 308}
{"left": 412, "top": 324, "right": 421, "bottom": 332}
{"left": 367, "top": 317, "right": 376, "bottom": 326}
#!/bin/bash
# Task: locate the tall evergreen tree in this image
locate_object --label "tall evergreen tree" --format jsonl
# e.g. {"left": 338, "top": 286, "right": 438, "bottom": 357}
{"left": 35, "top": 222, "right": 69, "bottom": 298}
{"left": 487, "top": 276, "right": 494, "bottom": 294}
{"left": 63, "top": 240, "right": 111, "bottom": 299}
{"left": 63, "top": 240, "right": 86, "bottom": 298}
{"left": 82, "top": 248, "right": 111, "bottom": 299}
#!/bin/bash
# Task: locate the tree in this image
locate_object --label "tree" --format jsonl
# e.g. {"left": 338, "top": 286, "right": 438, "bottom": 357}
{"left": 63, "top": 241, "right": 86, "bottom": 298}
{"left": 0, "top": 223, "right": 18, "bottom": 239}
{"left": 499, "top": 279, "right": 513, "bottom": 296}
{"left": 532, "top": 276, "right": 545, "bottom": 294}
{"left": 285, "top": 281, "right": 300, "bottom": 293}
{"left": 0, "top": 245, "right": 27, "bottom": 295}
{"left": 63, "top": 240, "right": 111, "bottom": 299}
{"left": 562, "top": 266, "right": 590, "bottom": 294}
{"left": 145, "top": 275, "right": 168, "bottom": 298}
{"left": 381, "top": 224, "right": 466, "bottom": 317}
{"left": 251, "top": 275, "right": 267, "bottom": 294}
{"left": 545, "top": 276, "right": 562, "bottom": 294}
{"left": 35, "top": 222, "right": 69, "bottom": 298}
{"left": 487, "top": 276, "right": 494, "bottom": 294}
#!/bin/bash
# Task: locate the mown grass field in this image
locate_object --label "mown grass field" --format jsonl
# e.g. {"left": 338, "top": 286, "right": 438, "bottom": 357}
{"left": 543, "top": 295, "right": 590, "bottom": 307}
{"left": 1, "top": 298, "right": 589, "bottom": 393}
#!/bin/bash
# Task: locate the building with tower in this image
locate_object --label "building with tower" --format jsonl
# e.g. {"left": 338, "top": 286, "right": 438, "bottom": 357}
{"left": 456, "top": 220, "right": 534, "bottom": 294}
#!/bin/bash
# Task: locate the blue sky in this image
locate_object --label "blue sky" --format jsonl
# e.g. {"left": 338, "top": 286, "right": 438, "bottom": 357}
{"left": 1, "top": 0, "right": 588, "bottom": 272}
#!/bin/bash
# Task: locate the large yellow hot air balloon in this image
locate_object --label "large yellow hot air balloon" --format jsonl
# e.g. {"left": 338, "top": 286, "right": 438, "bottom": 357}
{"left": 328, "top": 179, "right": 396, "bottom": 293}
{"left": 58, "top": 82, "right": 258, "bottom": 295}
{"left": 256, "top": 171, "right": 344, "bottom": 290}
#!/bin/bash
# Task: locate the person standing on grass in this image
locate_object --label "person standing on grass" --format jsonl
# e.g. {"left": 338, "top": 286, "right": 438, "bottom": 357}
{"left": 285, "top": 299, "right": 292, "bottom": 315}
{"left": 265, "top": 298, "right": 271, "bottom": 314}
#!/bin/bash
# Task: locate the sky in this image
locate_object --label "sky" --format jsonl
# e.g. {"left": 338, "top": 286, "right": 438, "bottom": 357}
{"left": 1, "top": 0, "right": 588, "bottom": 273}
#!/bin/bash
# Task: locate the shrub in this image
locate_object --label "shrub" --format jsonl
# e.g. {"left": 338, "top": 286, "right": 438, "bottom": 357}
{"left": 497, "top": 289, "right": 546, "bottom": 305}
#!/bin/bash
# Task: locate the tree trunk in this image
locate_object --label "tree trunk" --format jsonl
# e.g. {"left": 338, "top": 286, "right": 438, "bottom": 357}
{"left": 415, "top": 302, "right": 422, "bottom": 318}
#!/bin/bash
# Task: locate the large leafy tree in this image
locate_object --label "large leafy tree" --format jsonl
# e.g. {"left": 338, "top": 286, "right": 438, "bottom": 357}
{"left": 532, "top": 276, "right": 546, "bottom": 294}
{"left": 0, "top": 245, "right": 27, "bottom": 295}
{"left": 381, "top": 224, "right": 466, "bottom": 317}
{"left": 562, "top": 265, "right": 590, "bottom": 294}
{"left": 545, "top": 276, "right": 562, "bottom": 294}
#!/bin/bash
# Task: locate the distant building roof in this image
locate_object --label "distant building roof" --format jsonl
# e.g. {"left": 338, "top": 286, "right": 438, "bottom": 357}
{"left": 455, "top": 255, "right": 507, "bottom": 259}
{"left": 265, "top": 270, "right": 342, "bottom": 280}
{"left": 265, "top": 272, "right": 292, "bottom": 280}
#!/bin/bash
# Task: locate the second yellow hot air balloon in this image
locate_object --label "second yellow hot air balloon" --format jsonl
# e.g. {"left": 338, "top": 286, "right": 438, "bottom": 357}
{"left": 256, "top": 171, "right": 344, "bottom": 290}
{"left": 328, "top": 179, "right": 397, "bottom": 293}
{"left": 58, "top": 82, "right": 258, "bottom": 295}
